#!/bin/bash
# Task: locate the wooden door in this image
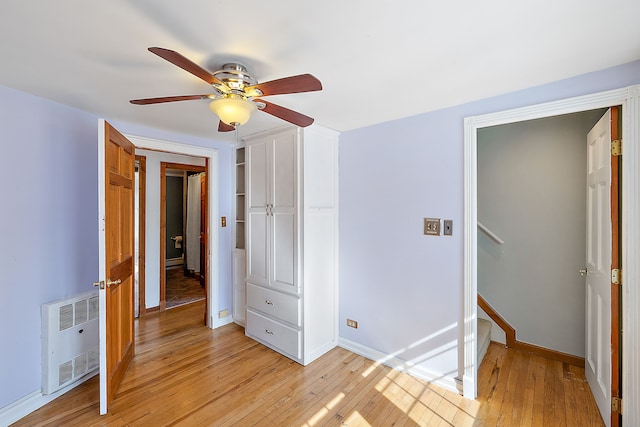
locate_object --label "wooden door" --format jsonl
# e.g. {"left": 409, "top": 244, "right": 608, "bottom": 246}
{"left": 98, "top": 120, "right": 135, "bottom": 414}
{"left": 200, "top": 171, "right": 208, "bottom": 324}
{"left": 199, "top": 172, "right": 206, "bottom": 288}
{"left": 585, "top": 109, "right": 613, "bottom": 426}
{"left": 609, "top": 106, "right": 622, "bottom": 427}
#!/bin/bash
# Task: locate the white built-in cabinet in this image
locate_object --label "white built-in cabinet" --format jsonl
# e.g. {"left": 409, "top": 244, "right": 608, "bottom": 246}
{"left": 243, "top": 125, "right": 339, "bottom": 365}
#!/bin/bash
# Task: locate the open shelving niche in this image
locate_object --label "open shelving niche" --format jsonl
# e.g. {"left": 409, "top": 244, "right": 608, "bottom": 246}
{"left": 235, "top": 146, "right": 245, "bottom": 249}
{"left": 232, "top": 145, "right": 247, "bottom": 326}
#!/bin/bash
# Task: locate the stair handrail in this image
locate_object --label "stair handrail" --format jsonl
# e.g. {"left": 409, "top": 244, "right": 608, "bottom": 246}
{"left": 477, "top": 294, "right": 515, "bottom": 347}
{"left": 477, "top": 221, "right": 504, "bottom": 245}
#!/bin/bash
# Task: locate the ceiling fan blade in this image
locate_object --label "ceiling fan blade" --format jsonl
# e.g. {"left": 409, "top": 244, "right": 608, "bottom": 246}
{"left": 257, "top": 99, "right": 314, "bottom": 127}
{"left": 148, "top": 47, "right": 223, "bottom": 86}
{"left": 218, "top": 121, "right": 235, "bottom": 132}
{"left": 248, "top": 74, "right": 322, "bottom": 96}
{"left": 130, "top": 95, "right": 211, "bottom": 105}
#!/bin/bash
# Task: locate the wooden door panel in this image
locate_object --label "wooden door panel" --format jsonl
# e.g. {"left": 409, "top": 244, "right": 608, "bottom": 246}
{"left": 200, "top": 173, "right": 206, "bottom": 288}
{"left": 99, "top": 120, "right": 135, "bottom": 414}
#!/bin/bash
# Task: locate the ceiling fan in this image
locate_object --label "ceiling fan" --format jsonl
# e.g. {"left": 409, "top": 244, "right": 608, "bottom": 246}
{"left": 130, "top": 47, "right": 322, "bottom": 132}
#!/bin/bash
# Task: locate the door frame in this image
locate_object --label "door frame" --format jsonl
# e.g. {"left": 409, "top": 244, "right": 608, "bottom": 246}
{"left": 135, "top": 156, "right": 147, "bottom": 317}
{"left": 463, "top": 85, "right": 640, "bottom": 422}
{"left": 160, "top": 162, "right": 207, "bottom": 311}
{"left": 126, "top": 134, "right": 220, "bottom": 328}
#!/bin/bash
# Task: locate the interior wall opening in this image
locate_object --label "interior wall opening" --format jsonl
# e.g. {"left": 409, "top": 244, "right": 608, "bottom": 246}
{"left": 476, "top": 108, "right": 606, "bottom": 360}
{"left": 163, "top": 164, "right": 207, "bottom": 311}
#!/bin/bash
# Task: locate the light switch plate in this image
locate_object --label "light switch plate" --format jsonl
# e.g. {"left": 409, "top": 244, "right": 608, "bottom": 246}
{"left": 424, "top": 218, "right": 441, "bottom": 236}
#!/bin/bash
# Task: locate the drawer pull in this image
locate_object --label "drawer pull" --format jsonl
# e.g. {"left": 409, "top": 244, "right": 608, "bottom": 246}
{"left": 265, "top": 329, "right": 274, "bottom": 335}
{"left": 265, "top": 299, "right": 274, "bottom": 305}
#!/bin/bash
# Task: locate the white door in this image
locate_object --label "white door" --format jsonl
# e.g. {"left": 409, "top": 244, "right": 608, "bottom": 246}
{"left": 270, "top": 132, "right": 298, "bottom": 293}
{"left": 585, "top": 109, "right": 612, "bottom": 426}
{"left": 246, "top": 131, "right": 298, "bottom": 294}
{"left": 246, "top": 138, "right": 269, "bottom": 287}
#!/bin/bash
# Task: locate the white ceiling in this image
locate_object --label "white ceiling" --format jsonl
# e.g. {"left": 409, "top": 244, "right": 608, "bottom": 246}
{"left": 1, "top": 1, "right": 639, "bottom": 142}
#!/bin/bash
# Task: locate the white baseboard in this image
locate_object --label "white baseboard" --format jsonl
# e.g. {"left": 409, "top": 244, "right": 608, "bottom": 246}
{"left": 338, "top": 338, "right": 459, "bottom": 395}
{"left": 0, "top": 371, "right": 97, "bottom": 426}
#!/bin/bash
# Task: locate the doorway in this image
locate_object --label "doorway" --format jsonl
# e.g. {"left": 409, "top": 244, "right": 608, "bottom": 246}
{"left": 462, "top": 86, "right": 640, "bottom": 418}
{"left": 127, "top": 134, "right": 220, "bottom": 329}
{"left": 476, "top": 109, "right": 605, "bottom": 357}
{"left": 161, "top": 163, "right": 207, "bottom": 311}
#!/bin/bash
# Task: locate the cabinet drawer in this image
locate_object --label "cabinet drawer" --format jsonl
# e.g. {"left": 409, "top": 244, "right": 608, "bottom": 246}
{"left": 246, "top": 283, "right": 300, "bottom": 326}
{"left": 246, "top": 309, "right": 301, "bottom": 359}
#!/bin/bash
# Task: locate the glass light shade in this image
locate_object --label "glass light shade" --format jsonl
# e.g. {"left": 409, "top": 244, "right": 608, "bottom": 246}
{"left": 208, "top": 97, "right": 257, "bottom": 126}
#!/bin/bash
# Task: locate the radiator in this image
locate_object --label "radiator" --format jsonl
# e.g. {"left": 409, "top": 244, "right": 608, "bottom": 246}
{"left": 41, "top": 290, "right": 99, "bottom": 395}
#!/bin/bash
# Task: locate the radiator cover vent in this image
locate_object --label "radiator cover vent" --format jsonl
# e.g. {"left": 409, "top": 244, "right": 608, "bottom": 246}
{"left": 42, "top": 290, "right": 99, "bottom": 395}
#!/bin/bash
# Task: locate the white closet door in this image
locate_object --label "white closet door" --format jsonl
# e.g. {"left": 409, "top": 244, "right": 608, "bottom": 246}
{"left": 270, "top": 132, "right": 298, "bottom": 293}
{"left": 246, "top": 139, "right": 269, "bottom": 287}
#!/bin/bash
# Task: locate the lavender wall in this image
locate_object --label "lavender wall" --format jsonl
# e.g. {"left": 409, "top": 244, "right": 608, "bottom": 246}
{"left": 0, "top": 88, "right": 233, "bottom": 410}
{"left": 338, "top": 60, "right": 640, "bottom": 381}
{"left": 0, "top": 86, "right": 99, "bottom": 408}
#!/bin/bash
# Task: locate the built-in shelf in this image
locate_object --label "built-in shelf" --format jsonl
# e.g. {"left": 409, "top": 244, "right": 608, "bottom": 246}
{"left": 235, "top": 147, "right": 246, "bottom": 250}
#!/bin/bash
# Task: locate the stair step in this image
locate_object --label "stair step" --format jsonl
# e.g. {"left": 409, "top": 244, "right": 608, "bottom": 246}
{"left": 478, "top": 318, "right": 492, "bottom": 364}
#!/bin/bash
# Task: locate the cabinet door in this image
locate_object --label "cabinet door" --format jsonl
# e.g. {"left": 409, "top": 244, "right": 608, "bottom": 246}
{"left": 270, "top": 132, "right": 298, "bottom": 293}
{"left": 246, "top": 139, "right": 269, "bottom": 286}
{"left": 232, "top": 249, "right": 246, "bottom": 325}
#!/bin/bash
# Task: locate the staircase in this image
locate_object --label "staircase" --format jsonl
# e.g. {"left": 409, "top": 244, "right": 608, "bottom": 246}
{"left": 478, "top": 318, "right": 492, "bottom": 365}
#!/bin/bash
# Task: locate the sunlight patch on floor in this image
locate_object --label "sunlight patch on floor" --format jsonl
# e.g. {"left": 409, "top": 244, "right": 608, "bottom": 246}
{"left": 303, "top": 392, "right": 345, "bottom": 426}
{"left": 371, "top": 366, "right": 481, "bottom": 426}
{"left": 361, "top": 360, "right": 380, "bottom": 378}
{"left": 343, "top": 410, "right": 371, "bottom": 426}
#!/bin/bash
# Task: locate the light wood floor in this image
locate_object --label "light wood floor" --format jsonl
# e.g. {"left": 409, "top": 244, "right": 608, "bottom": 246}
{"left": 13, "top": 301, "right": 604, "bottom": 426}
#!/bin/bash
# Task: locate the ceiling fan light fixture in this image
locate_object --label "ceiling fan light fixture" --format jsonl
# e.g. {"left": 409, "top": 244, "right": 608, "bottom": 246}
{"left": 208, "top": 95, "right": 257, "bottom": 126}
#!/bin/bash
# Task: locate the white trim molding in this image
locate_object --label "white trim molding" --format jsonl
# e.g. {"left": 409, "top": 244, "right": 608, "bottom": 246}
{"left": 463, "top": 85, "right": 640, "bottom": 426}
{"left": 125, "top": 134, "right": 221, "bottom": 329}
{"left": 338, "top": 338, "right": 459, "bottom": 395}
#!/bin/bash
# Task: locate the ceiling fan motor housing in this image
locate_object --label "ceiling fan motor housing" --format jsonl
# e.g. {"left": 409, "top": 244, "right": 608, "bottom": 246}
{"left": 213, "top": 63, "right": 261, "bottom": 96}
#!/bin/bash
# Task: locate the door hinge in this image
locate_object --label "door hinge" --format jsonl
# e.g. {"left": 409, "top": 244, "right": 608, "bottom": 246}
{"left": 612, "top": 396, "right": 622, "bottom": 414}
{"left": 611, "top": 139, "right": 622, "bottom": 156}
{"left": 612, "top": 268, "right": 621, "bottom": 285}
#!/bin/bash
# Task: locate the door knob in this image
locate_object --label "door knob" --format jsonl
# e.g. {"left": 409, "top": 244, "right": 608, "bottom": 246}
{"left": 106, "top": 279, "right": 122, "bottom": 288}
{"left": 579, "top": 268, "right": 590, "bottom": 276}
{"left": 93, "top": 279, "right": 121, "bottom": 289}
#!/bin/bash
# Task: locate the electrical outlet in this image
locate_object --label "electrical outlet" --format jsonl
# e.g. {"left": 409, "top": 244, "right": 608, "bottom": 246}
{"left": 443, "top": 219, "right": 453, "bottom": 236}
{"left": 218, "top": 309, "right": 229, "bottom": 318}
{"left": 423, "top": 218, "right": 441, "bottom": 236}
{"left": 346, "top": 319, "right": 358, "bottom": 329}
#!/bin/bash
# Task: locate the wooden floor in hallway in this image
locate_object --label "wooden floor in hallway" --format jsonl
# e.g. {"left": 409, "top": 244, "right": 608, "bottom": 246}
{"left": 165, "top": 266, "right": 205, "bottom": 309}
{"left": 13, "top": 301, "right": 604, "bottom": 426}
